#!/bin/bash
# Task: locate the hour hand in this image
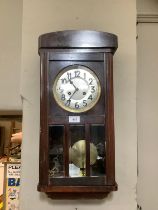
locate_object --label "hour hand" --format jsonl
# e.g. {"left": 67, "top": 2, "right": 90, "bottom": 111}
{"left": 69, "top": 80, "right": 77, "bottom": 90}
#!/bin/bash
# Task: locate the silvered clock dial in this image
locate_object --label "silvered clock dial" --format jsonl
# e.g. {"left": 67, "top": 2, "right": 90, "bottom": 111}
{"left": 52, "top": 65, "right": 101, "bottom": 113}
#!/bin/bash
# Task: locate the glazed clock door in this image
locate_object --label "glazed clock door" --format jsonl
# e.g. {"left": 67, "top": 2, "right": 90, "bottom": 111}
{"left": 47, "top": 53, "right": 106, "bottom": 187}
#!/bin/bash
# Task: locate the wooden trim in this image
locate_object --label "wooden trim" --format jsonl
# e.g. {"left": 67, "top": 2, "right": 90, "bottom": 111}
{"left": 39, "top": 52, "right": 49, "bottom": 185}
{"left": 137, "top": 14, "right": 158, "bottom": 23}
{"left": 39, "top": 30, "right": 118, "bottom": 51}
{"left": 85, "top": 124, "right": 90, "bottom": 176}
{"left": 38, "top": 184, "right": 117, "bottom": 193}
{"left": 46, "top": 192, "right": 108, "bottom": 199}
{"left": 0, "top": 111, "right": 22, "bottom": 116}
{"left": 64, "top": 124, "right": 69, "bottom": 177}
{"left": 49, "top": 177, "right": 106, "bottom": 186}
{"left": 105, "top": 53, "right": 115, "bottom": 185}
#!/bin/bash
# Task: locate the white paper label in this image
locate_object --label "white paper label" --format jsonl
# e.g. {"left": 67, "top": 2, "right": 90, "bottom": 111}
{"left": 7, "top": 164, "right": 21, "bottom": 178}
{"left": 69, "top": 116, "right": 80, "bottom": 123}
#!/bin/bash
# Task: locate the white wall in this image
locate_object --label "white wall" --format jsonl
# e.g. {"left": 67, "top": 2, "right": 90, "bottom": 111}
{"left": 137, "top": 0, "right": 158, "bottom": 14}
{"left": 137, "top": 24, "right": 158, "bottom": 210}
{"left": 20, "top": 0, "right": 137, "bottom": 210}
{"left": 0, "top": 0, "right": 22, "bottom": 110}
{"left": 137, "top": 1, "right": 158, "bottom": 210}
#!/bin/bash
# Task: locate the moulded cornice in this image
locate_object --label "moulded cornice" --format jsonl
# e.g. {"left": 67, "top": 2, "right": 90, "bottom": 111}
{"left": 137, "top": 14, "right": 158, "bottom": 23}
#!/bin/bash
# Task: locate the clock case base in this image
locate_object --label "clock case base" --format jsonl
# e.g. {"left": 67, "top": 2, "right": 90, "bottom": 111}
{"left": 38, "top": 183, "right": 118, "bottom": 199}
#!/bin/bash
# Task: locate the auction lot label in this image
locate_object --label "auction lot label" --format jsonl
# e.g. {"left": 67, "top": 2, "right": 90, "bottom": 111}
{"left": 5, "top": 163, "right": 21, "bottom": 210}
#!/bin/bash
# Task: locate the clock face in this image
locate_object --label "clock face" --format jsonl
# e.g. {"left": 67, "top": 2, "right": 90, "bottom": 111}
{"left": 52, "top": 65, "right": 101, "bottom": 113}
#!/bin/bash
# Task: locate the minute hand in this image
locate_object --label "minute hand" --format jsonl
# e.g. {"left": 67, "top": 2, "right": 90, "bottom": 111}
{"left": 69, "top": 87, "right": 79, "bottom": 100}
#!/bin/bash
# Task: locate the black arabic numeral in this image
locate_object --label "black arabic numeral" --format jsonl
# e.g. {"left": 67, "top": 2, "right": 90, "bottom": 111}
{"left": 83, "top": 100, "right": 87, "bottom": 107}
{"left": 67, "top": 72, "right": 72, "bottom": 80}
{"left": 88, "top": 95, "right": 93, "bottom": 100}
{"left": 75, "top": 70, "right": 80, "bottom": 77}
{"left": 83, "top": 72, "right": 86, "bottom": 80}
{"left": 65, "top": 99, "right": 71, "bottom": 106}
{"left": 89, "top": 78, "right": 93, "bottom": 85}
{"left": 91, "top": 86, "right": 95, "bottom": 93}
{"left": 61, "top": 78, "right": 67, "bottom": 84}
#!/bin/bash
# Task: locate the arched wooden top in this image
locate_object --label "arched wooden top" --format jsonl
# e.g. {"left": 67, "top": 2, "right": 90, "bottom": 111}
{"left": 39, "top": 30, "right": 118, "bottom": 52}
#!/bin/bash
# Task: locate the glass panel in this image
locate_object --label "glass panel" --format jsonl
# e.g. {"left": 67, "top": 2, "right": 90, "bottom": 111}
{"left": 49, "top": 125, "right": 64, "bottom": 178}
{"left": 69, "top": 125, "right": 86, "bottom": 177}
{"left": 90, "top": 124, "right": 106, "bottom": 176}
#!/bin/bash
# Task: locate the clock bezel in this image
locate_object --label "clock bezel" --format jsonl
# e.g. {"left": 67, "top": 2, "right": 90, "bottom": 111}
{"left": 52, "top": 65, "right": 101, "bottom": 113}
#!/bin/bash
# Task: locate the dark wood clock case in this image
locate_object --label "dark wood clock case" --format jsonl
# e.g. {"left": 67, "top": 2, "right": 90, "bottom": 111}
{"left": 38, "top": 30, "right": 118, "bottom": 199}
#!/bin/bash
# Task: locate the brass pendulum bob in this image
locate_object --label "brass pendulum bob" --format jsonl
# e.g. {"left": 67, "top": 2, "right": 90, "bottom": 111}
{"left": 69, "top": 140, "right": 98, "bottom": 176}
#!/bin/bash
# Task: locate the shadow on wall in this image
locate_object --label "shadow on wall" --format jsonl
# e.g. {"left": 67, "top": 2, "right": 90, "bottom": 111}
{"left": 39, "top": 190, "right": 115, "bottom": 205}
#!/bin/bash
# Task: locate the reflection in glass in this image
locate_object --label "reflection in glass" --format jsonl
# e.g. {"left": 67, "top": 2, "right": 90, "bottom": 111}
{"left": 90, "top": 125, "right": 106, "bottom": 176}
{"left": 69, "top": 125, "right": 86, "bottom": 177}
{"left": 49, "top": 125, "right": 64, "bottom": 177}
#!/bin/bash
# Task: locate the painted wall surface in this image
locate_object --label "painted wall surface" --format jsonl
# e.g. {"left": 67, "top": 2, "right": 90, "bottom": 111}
{"left": 0, "top": 0, "right": 22, "bottom": 110}
{"left": 137, "top": 1, "right": 158, "bottom": 210}
{"left": 137, "top": 23, "right": 158, "bottom": 210}
{"left": 20, "top": 0, "right": 137, "bottom": 210}
{"left": 137, "top": 0, "right": 158, "bottom": 14}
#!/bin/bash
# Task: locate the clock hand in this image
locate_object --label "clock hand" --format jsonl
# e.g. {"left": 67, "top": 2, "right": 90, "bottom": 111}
{"left": 67, "top": 79, "right": 80, "bottom": 100}
{"left": 68, "top": 79, "right": 77, "bottom": 91}
{"left": 68, "top": 87, "right": 79, "bottom": 100}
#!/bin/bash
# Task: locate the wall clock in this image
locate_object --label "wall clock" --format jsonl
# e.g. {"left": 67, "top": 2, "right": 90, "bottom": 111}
{"left": 38, "top": 30, "right": 118, "bottom": 199}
